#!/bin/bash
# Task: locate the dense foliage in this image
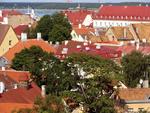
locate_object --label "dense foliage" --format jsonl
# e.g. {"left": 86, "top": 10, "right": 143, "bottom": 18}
{"left": 12, "top": 49, "right": 120, "bottom": 113}
{"left": 121, "top": 51, "right": 150, "bottom": 87}
{"left": 27, "top": 13, "right": 72, "bottom": 43}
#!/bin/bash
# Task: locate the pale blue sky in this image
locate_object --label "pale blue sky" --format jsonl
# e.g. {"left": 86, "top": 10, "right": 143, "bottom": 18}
{"left": 1, "top": 0, "right": 150, "bottom": 3}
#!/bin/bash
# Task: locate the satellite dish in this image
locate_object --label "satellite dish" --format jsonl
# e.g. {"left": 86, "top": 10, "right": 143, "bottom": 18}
{"left": 0, "top": 82, "right": 5, "bottom": 93}
{"left": 139, "top": 79, "right": 143, "bottom": 84}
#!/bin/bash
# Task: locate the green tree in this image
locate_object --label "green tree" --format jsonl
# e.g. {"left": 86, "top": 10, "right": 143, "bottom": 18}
{"left": 48, "top": 24, "right": 71, "bottom": 43}
{"left": 36, "top": 15, "right": 52, "bottom": 40}
{"left": 32, "top": 13, "right": 71, "bottom": 43}
{"left": 11, "top": 46, "right": 60, "bottom": 86}
{"left": 121, "top": 51, "right": 150, "bottom": 87}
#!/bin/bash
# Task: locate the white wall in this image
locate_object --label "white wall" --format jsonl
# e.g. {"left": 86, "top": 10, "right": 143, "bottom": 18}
{"left": 82, "top": 14, "right": 93, "bottom": 26}
{"left": 93, "top": 20, "right": 150, "bottom": 28}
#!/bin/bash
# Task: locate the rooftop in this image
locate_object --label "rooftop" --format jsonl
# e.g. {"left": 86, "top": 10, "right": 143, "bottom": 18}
{"left": 4, "top": 39, "right": 56, "bottom": 62}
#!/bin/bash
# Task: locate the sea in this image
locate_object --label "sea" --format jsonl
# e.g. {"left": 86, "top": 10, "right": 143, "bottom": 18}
{"left": 15, "top": 9, "right": 62, "bottom": 17}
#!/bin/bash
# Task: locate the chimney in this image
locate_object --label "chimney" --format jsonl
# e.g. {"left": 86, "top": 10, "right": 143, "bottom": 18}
{"left": 49, "top": 41, "right": 53, "bottom": 45}
{"left": 21, "top": 33, "right": 27, "bottom": 42}
{"left": 136, "top": 40, "right": 140, "bottom": 50}
{"left": 0, "top": 82, "right": 5, "bottom": 93}
{"left": 14, "top": 84, "right": 18, "bottom": 89}
{"left": 64, "top": 40, "right": 68, "bottom": 45}
{"left": 143, "top": 80, "right": 149, "bottom": 88}
{"left": 124, "top": 28, "right": 127, "bottom": 38}
{"left": 56, "top": 41, "right": 59, "bottom": 45}
{"left": 37, "top": 32, "right": 41, "bottom": 40}
{"left": 3, "top": 17, "right": 8, "bottom": 24}
{"left": 41, "top": 85, "right": 46, "bottom": 98}
{"left": 78, "top": 24, "right": 82, "bottom": 29}
{"left": 143, "top": 72, "right": 149, "bottom": 88}
{"left": 96, "top": 45, "right": 101, "bottom": 49}
{"left": 85, "top": 47, "right": 90, "bottom": 51}
{"left": 1, "top": 67, "right": 5, "bottom": 71}
{"left": 0, "top": 10, "right": 2, "bottom": 17}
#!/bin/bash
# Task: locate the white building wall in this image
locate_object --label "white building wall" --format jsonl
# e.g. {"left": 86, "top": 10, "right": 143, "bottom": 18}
{"left": 93, "top": 20, "right": 150, "bottom": 28}
{"left": 82, "top": 14, "right": 93, "bottom": 26}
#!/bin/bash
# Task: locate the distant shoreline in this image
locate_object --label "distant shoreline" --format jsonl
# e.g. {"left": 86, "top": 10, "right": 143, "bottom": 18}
{"left": 0, "top": 2, "right": 149, "bottom": 9}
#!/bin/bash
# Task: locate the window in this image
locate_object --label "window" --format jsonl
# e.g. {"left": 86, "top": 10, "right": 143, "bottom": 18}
{"left": 138, "top": 108, "right": 144, "bottom": 112}
{"left": 128, "top": 108, "right": 133, "bottom": 112}
{"left": 9, "top": 40, "right": 12, "bottom": 46}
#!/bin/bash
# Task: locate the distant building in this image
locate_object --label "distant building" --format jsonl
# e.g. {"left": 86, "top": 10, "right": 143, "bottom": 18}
{"left": 0, "top": 9, "right": 35, "bottom": 28}
{"left": 117, "top": 88, "right": 150, "bottom": 112}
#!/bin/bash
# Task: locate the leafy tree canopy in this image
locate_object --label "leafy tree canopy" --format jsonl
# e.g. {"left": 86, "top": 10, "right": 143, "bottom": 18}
{"left": 29, "top": 13, "right": 72, "bottom": 43}
{"left": 121, "top": 51, "right": 150, "bottom": 87}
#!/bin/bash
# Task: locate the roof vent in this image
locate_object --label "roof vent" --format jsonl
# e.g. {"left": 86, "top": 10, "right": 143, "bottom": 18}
{"left": 96, "top": 45, "right": 101, "bottom": 49}
{"left": 62, "top": 48, "right": 68, "bottom": 54}
{"left": 85, "top": 47, "right": 90, "bottom": 51}
{"left": 83, "top": 42, "right": 88, "bottom": 46}
{"left": 77, "top": 45, "right": 81, "bottom": 48}
{"left": 14, "top": 84, "right": 18, "bottom": 89}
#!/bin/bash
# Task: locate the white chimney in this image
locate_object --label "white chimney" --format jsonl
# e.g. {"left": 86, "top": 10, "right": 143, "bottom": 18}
{"left": 21, "top": 33, "right": 27, "bottom": 42}
{"left": 0, "top": 82, "right": 5, "bottom": 93}
{"left": 96, "top": 45, "right": 101, "bottom": 49}
{"left": 77, "top": 45, "right": 81, "bottom": 48}
{"left": 143, "top": 80, "right": 149, "bottom": 88}
{"left": 78, "top": 24, "right": 82, "bottom": 29}
{"left": 136, "top": 40, "right": 140, "bottom": 50}
{"left": 62, "top": 48, "right": 68, "bottom": 54}
{"left": 41, "top": 85, "right": 46, "bottom": 97}
{"left": 1, "top": 67, "right": 5, "bottom": 71}
{"left": 64, "top": 40, "right": 68, "bottom": 45}
{"left": 3, "top": 17, "right": 8, "bottom": 24}
{"left": 85, "top": 47, "right": 90, "bottom": 51}
{"left": 0, "top": 10, "right": 2, "bottom": 17}
{"left": 49, "top": 41, "right": 53, "bottom": 45}
{"left": 83, "top": 42, "right": 88, "bottom": 46}
{"left": 56, "top": 41, "right": 59, "bottom": 45}
{"left": 14, "top": 84, "right": 18, "bottom": 89}
{"left": 37, "top": 32, "right": 41, "bottom": 40}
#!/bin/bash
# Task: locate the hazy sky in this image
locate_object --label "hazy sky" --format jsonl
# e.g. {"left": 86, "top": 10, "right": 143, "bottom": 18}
{"left": 1, "top": 0, "right": 150, "bottom": 3}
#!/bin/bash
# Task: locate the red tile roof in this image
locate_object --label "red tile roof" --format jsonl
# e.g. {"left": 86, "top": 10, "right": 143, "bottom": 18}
{"left": 2, "top": 10, "right": 23, "bottom": 17}
{"left": 0, "top": 70, "right": 30, "bottom": 83}
{"left": 73, "top": 27, "right": 95, "bottom": 35}
{"left": 55, "top": 40, "right": 121, "bottom": 60}
{"left": 93, "top": 6, "right": 150, "bottom": 21}
{"left": 4, "top": 39, "right": 56, "bottom": 62}
{"left": 64, "top": 9, "right": 94, "bottom": 25}
{"left": 14, "top": 25, "right": 29, "bottom": 36}
{"left": 0, "top": 83, "right": 40, "bottom": 104}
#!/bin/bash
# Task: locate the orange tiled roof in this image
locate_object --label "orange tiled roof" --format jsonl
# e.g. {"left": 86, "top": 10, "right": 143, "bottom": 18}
{"left": 0, "top": 70, "right": 30, "bottom": 83}
{"left": 4, "top": 39, "right": 56, "bottom": 62}
{"left": 0, "top": 103, "right": 33, "bottom": 113}
{"left": 118, "top": 88, "right": 150, "bottom": 101}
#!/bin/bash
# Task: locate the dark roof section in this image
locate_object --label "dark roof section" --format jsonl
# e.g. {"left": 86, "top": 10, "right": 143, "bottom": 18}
{"left": 0, "top": 24, "right": 10, "bottom": 45}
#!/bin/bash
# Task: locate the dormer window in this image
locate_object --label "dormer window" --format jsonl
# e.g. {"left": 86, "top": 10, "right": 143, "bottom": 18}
{"left": 131, "top": 16, "right": 133, "bottom": 19}
{"left": 109, "top": 16, "right": 111, "bottom": 19}
{"left": 117, "top": 16, "right": 119, "bottom": 19}
{"left": 143, "top": 17, "right": 145, "bottom": 20}
{"left": 113, "top": 16, "right": 115, "bottom": 19}
{"left": 126, "top": 16, "right": 128, "bottom": 19}
{"left": 121, "top": 16, "right": 123, "bottom": 19}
